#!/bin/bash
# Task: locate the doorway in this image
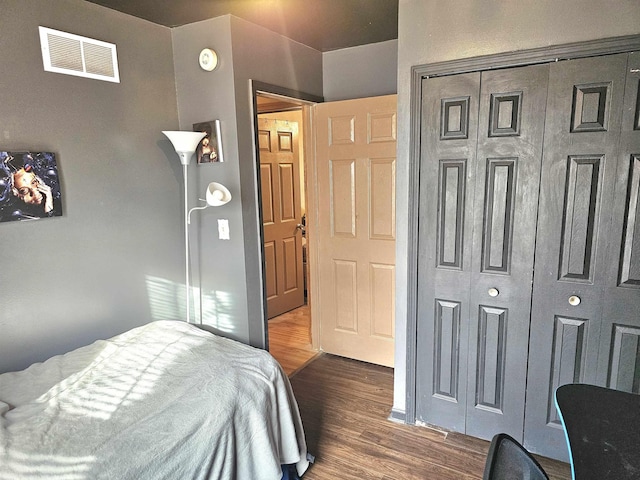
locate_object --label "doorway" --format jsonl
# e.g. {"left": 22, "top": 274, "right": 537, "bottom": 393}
{"left": 252, "top": 83, "right": 321, "bottom": 373}
{"left": 252, "top": 84, "right": 398, "bottom": 371}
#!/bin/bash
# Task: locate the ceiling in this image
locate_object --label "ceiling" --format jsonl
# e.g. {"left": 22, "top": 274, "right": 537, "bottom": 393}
{"left": 84, "top": 0, "right": 399, "bottom": 52}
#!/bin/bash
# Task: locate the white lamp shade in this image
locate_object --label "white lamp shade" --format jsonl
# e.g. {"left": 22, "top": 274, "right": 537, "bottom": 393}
{"left": 163, "top": 130, "right": 206, "bottom": 165}
{"left": 205, "top": 182, "right": 232, "bottom": 206}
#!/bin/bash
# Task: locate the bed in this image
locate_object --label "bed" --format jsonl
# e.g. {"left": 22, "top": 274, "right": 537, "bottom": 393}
{"left": 0, "top": 320, "right": 310, "bottom": 480}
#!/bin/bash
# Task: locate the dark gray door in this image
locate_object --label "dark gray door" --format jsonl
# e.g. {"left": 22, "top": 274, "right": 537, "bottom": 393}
{"left": 415, "top": 49, "right": 640, "bottom": 462}
{"left": 598, "top": 51, "right": 640, "bottom": 392}
{"left": 417, "top": 64, "right": 548, "bottom": 440}
{"left": 416, "top": 72, "right": 480, "bottom": 433}
{"left": 466, "top": 64, "right": 548, "bottom": 439}
{"left": 523, "top": 54, "right": 629, "bottom": 460}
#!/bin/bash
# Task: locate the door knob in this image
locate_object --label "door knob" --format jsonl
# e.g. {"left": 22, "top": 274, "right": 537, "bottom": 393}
{"left": 568, "top": 295, "right": 581, "bottom": 306}
{"left": 488, "top": 288, "right": 499, "bottom": 297}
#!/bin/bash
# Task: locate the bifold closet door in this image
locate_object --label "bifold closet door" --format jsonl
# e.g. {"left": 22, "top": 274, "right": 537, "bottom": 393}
{"left": 416, "top": 72, "right": 480, "bottom": 433}
{"left": 465, "top": 64, "right": 548, "bottom": 440}
{"left": 416, "top": 49, "right": 640, "bottom": 460}
{"left": 598, "top": 52, "right": 640, "bottom": 392}
{"left": 416, "top": 64, "right": 548, "bottom": 440}
{"left": 523, "top": 53, "right": 629, "bottom": 461}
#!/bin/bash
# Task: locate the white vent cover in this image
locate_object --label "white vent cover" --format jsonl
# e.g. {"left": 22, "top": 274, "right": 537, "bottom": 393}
{"left": 38, "top": 26, "right": 120, "bottom": 83}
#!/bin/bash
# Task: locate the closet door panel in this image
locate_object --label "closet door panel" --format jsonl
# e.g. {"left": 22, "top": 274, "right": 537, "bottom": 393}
{"left": 416, "top": 63, "right": 549, "bottom": 439}
{"left": 416, "top": 73, "right": 480, "bottom": 432}
{"left": 599, "top": 51, "right": 640, "bottom": 392}
{"left": 466, "top": 64, "right": 548, "bottom": 441}
{"left": 524, "top": 53, "right": 628, "bottom": 461}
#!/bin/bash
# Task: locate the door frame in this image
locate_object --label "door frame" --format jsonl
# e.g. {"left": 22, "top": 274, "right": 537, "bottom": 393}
{"left": 404, "top": 34, "right": 640, "bottom": 424}
{"left": 250, "top": 80, "right": 323, "bottom": 350}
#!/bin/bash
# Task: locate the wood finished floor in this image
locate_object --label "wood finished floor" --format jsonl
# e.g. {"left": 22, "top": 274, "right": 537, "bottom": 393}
{"left": 269, "top": 306, "right": 572, "bottom": 480}
{"left": 268, "top": 304, "right": 319, "bottom": 376}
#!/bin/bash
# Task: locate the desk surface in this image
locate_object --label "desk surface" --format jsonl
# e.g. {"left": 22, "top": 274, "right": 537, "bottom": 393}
{"left": 555, "top": 384, "right": 640, "bottom": 480}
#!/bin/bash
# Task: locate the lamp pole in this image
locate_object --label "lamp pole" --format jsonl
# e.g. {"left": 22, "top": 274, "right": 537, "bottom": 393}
{"left": 183, "top": 163, "right": 191, "bottom": 324}
{"left": 162, "top": 130, "right": 206, "bottom": 324}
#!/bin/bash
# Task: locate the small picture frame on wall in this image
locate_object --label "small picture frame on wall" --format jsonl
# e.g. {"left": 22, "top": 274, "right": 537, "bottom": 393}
{"left": 0, "top": 150, "right": 63, "bottom": 222}
{"left": 193, "top": 119, "right": 224, "bottom": 164}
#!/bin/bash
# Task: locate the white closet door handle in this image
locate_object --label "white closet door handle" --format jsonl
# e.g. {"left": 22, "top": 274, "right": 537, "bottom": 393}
{"left": 488, "top": 288, "right": 499, "bottom": 297}
{"left": 569, "top": 295, "right": 581, "bottom": 306}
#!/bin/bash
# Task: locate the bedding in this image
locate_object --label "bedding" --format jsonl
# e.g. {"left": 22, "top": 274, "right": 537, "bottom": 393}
{"left": 0, "top": 320, "right": 309, "bottom": 480}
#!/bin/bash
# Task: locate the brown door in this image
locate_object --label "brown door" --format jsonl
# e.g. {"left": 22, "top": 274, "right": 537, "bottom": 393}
{"left": 259, "top": 116, "right": 305, "bottom": 318}
{"left": 314, "top": 95, "right": 397, "bottom": 367}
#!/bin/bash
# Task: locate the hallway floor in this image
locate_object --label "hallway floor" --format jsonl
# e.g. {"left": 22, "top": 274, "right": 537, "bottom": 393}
{"left": 268, "top": 303, "right": 319, "bottom": 375}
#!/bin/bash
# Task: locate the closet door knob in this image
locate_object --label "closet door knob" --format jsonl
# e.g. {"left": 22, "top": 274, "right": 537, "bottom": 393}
{"left": 488, "top": 288, "right": 499, "bottom": 297}
{"left": 568, "top": 295, "right": 581, "bottom": 306}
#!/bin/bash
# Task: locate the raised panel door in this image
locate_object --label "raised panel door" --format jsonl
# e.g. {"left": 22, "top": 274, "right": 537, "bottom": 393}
{"left": 466, "top": 64, "right": 548, "bottom": 440}
{"left": 414, "top": 48, "right": 640, "bottom": 463}
{"left": 523, "top": 53, "right": 629, "bottom": 461}
{"left": 315, "top": 95, "right": 397, "bottom": 367}
{"left": 416, "top": 72, "right": 480, "bottom": 432}
{"left": 259, "top": 117, "right": 305, "bottom": 318}
{"left": 598, "top": 52, "right": 640, "bottom": 392}
{"left": 416, "top": 65, "right": 548, "bottom": 439}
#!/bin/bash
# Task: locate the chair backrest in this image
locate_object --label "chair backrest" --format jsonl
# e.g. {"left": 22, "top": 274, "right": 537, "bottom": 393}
{"left": 483, "top": 433, "right": 549, "bottom": 480}
{"left": 555, "top": 383, "right": 640, "bottom": 480}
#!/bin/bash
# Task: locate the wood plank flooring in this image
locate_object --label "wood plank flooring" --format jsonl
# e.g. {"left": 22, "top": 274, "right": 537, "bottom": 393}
{"left": 268, "top": 304, "right": 319, "bottom": 376}
{"left": 290, "top": 354, "right": 572, "bottom": 480}
{"left": 269, "top": 305, "right": 571, "bottom": 479}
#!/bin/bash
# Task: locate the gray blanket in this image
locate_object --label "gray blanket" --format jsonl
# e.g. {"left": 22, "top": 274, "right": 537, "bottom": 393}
{"left": 0, "top": 321, "right": 309, "bottom": 479}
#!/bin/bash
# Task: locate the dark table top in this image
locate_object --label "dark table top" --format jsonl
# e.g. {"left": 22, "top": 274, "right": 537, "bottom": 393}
{"left": 555, "top": 384, "right": 640, "bottom": 480}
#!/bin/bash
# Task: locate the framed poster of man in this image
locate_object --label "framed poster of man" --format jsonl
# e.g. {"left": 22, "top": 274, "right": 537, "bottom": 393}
{"left": 0, "top": 151, "right": 63, "bottom": 222}
{"left": 193, "top": 119, "right": 224, "bottom": 164}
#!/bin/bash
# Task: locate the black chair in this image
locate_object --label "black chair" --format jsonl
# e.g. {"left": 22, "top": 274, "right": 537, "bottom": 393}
{"left": 483, "top": 433, "right": 549, "bottom": 480}
{"left": 555, "top": 383, "right": 640, "bottom": 480}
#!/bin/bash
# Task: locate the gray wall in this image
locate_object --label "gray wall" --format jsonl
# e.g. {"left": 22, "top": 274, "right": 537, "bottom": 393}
{"left": 230, "top": 16, "right": 322, "bottom": 347}
{"left": 171, "top": 16, "right": 249, "bottom": 341}
{"left": 171, "top": 15, "right": 322, "bottom": 348}
{"left": 322, "top": 40, "right": 398, "bottom": 101}
{"left": 0, "top": 0, "right": 180, "bottom": 373}
{"left": 393, "top": 0, "right": 640, "bottom": 415}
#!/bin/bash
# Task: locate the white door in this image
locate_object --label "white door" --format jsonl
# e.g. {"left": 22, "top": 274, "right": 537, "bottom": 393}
{"left": 313, "top": 95, "right": 397, "bottom": 367}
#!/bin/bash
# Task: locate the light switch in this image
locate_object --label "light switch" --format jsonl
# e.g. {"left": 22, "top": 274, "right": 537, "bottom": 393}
{"left": 218, "top": 219, "right": 230, "bottom": 240}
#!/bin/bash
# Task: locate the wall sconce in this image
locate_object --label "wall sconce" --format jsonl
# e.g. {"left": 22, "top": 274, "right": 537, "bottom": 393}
{"left": 163, "top": 130, "right": 231, "bottom": 324}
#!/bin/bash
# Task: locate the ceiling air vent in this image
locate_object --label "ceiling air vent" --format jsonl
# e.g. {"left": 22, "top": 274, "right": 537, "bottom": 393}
{"left": 38, "top": 26, "right": 120, "bottom": 83}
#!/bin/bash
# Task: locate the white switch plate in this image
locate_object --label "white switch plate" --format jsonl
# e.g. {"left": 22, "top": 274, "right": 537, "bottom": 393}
{"left": 218, "top": 219, "right": 230, "bottom": 240}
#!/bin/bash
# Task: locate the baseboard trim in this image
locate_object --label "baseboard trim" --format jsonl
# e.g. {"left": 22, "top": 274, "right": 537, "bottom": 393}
{"left": 388, "top": 408, "right": 406, "bottom": 423}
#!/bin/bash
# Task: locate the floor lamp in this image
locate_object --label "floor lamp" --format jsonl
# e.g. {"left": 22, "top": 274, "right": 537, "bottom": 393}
{"left": 162, "top": 131, "right": 232, "bottom": 324}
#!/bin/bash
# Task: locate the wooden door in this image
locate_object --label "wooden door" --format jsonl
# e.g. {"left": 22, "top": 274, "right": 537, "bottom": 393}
{"left": 416, "top": 64, "right": 548, "bottom": 440}
{"left": 259, "top": 117, "right": 305, "bottom": 318}
{"left": 523, "top": 54, "right": 629, "bottom": 460}
{"left": 314, "top": 95, "right": 397, "bottom": 367}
